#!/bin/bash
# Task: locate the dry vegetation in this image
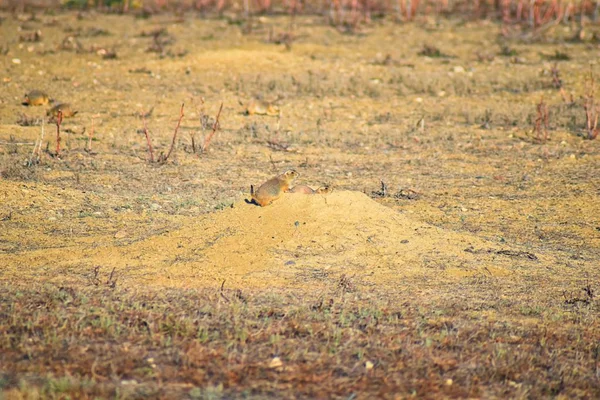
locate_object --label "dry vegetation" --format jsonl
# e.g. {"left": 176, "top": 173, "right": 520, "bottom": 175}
{"left": 1, "top": 280, "right": 599, "bottom": 399}
{"left": 1, "top": 0, "right": 600, "bottom": 398}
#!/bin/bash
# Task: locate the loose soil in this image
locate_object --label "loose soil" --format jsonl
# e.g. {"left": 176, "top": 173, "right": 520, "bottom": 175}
{"left": 0, "top": 10, "right": 599, "bottom": 399}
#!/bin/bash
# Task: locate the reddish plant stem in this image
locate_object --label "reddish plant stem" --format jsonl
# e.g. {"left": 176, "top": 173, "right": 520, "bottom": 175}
{"left": 202, "top": 102, "right": 224, "bottom": 153}
{"left": 143, "top": 117, "right": 155, "bottom": 162}
{"left": 55, "top": 110, "right": 63, "bottom": 156}
{"left": 161, "top": 103, "right": 185, "bottom": 163}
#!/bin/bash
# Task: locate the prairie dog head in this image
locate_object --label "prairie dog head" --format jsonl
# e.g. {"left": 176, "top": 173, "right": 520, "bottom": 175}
{"left": 316, "top": 186, "right": 332, "bottom": 194}
{"left": 281, "top": 169, "right": 299, "bottom": 183}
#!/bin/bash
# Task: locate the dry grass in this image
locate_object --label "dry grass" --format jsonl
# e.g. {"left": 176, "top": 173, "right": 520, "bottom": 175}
{"left": 1, "top": 8, "right": 600, "bottom": 399}
{"left": 1, "top": 280, "right": 599, "bottom": 399}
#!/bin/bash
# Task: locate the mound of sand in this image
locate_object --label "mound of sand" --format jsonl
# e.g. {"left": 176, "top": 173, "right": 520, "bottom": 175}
{"left": 2, "top": 186, "right": 534, "bottom": 289}
{"left": 123, "top": 191, "right": 515, "bottom": 288}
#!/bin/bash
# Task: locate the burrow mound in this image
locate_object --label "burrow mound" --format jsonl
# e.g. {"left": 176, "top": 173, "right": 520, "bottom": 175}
{"left": 1, "top": 188, "right": 539, "bottom": 289}
{"left": 122, "top": 191, "right": 524, "bottom": 288}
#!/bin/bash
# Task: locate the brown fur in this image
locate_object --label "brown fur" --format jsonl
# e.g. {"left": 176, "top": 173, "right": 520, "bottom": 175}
{"left": 252, "top": 170, "right": 298, "bottom": 206}
{"left": 315, "top": 186, "right": 332, "bottom": 194}
{"left": 288, "top": 185, "right": 315, "bottom": 194}
{"left": 245, "top": 100, "right": 280, "bottom": 116}
{"left": 47, "top": 103, "right": 78, "bottom": 118}
{"left": 288, "top": 185, "right": 333, "bottom": 195}
{"left": 22, "top": 90, "right": 50, "bottom": 106}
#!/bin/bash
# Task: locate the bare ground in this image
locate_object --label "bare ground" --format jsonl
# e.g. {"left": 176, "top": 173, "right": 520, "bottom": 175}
{"left": 0, "top": 10, "right": 599, "bottom": 399}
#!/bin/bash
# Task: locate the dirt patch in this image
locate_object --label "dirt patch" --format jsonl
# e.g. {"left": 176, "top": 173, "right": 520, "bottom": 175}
{"left": 1, "top": 182, "right": 543, "bottom": 289}
{"left": 1, "top": 10, "right": 600, "bottom": 399}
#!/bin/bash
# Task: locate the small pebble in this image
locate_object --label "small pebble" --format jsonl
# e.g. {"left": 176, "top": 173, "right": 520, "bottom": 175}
{"left": 268, "top": 357, "right": 283, "bottom": 369}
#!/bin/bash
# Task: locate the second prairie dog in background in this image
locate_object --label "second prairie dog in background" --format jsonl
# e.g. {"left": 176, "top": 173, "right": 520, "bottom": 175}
{"left": 47, "top": 103, "right": 78, "bottom": 118}
{"left": 245, "top": 100, "right": 280, "bottom": 116}
{"left": 288, "top": 185, "right": 332, "bottom": 195}
{"left": 22, "top": 90, "right": 51, "bottom": 106}
{"left": 252, "top": 170, "right": 299, "bottom": 207}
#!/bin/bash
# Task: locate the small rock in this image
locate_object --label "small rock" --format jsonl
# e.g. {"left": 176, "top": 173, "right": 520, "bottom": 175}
{"left": 12, "top": 58, "right": 21, "bottom": 64}
{"left": 453, "top": 65, "right": 465, "bottom": 73}
{"left": 150, "top": 203, "right": 161, "bottom": 211}
{"left": 268, "top": 357, "right": 283, "bottom": 369}
{"left": 114, "top": 230, "right": 128, "bottom": 239}
{"left": 446, "top": 379, "right": 453, "bottom": 386}
{"left": 365, "top": 361, "right": 374, "bottom": 370}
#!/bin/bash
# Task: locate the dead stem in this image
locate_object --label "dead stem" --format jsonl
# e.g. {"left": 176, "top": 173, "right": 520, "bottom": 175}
{"left": 159, "top": 103, "right": 185, "bottom": 163}
{"left": 201, "top": 102, "right": 224, "bottom": 153}
{"left": 584, "top": 69, "right": 599, "bottom": 140}
{"left": 143, "top": 116, "right": 155, "bottom": 163}
{"left": 55, "top": 110, "right": 63, "bottom": 157}
{"left": 532, "top": 97, "right": 549, "bottom": 142}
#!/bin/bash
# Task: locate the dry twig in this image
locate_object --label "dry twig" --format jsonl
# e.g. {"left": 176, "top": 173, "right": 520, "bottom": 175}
{"left": 142, "top": 116, "right": 155, "bottom": 162}
{"left": 55, "top": 110, "right": 63, "bottom": 156}
{"left": 158, "top": 103, "right": 185, "bottom": 163}
{"left": 551, "top": 64, "right": 573, "bottom": 104}
{"left": 532, "top": 97, "right": 549, "bottom": 142}
{"left": 29, "top": 119, "right": 45, "bottom": 165}
{"left": 584, "top": 70, "right": 599, "bottom": 140}
{"left": 201, "top": 102, "right": 224, "bottom": 153}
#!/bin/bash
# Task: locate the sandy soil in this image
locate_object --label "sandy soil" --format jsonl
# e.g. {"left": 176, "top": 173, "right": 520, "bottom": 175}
{"left": 1, "top": 11, "right": 599, "bottom": 291}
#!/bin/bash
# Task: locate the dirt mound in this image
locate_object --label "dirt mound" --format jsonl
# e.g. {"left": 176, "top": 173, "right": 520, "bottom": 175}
{"left": 157, "top": 190, "right": 513, "bottom": 288}
{"left": 2, "top": 186, "right": 542, "bottom": 289}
